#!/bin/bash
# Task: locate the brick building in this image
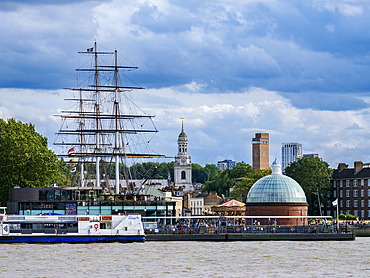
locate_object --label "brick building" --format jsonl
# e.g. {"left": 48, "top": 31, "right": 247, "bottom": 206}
{"left": 325, "top": 161, "right": 370, "bottom": 219}
{"left": 252, "top": 133, "right": 269, "bottom": 172}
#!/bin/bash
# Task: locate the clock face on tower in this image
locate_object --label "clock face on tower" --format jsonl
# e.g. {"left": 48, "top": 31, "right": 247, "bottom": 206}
{"left": 254, "top": 150, "right": 259, "bottom": 157}
{"left": 181, "top": 158, "right": 186, "bottom": 163}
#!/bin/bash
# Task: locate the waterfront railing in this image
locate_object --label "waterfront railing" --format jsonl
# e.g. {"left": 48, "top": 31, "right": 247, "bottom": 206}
{"left": 142, "top": 215, "right": 349, "bottom": 235}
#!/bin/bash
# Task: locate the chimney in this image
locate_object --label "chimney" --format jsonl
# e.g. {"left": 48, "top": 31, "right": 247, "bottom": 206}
{"left": 338, "top": 163, "right": 347, "bottom": 170}
{"left": 354, "top": 161, "right": 363, "bottom": 173}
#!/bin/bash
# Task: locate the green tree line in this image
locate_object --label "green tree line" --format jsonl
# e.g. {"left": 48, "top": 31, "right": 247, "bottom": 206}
{"left": 284, "top": 156, "right": 333, "bottom": 216}
{"left": 202, "top": 161, "right": 271, "bottom": 199}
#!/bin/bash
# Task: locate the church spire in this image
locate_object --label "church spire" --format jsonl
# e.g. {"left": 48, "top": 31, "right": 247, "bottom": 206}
{"left": 181, "top": 117, "right": 184, "bottom": 133}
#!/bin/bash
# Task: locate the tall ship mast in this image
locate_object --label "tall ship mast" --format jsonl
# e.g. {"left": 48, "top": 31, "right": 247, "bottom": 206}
{"left": 54, "top": 40, "right": 164, "bottom": 194}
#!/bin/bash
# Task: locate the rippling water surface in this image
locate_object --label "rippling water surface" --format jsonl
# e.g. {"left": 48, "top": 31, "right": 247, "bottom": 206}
{"left": 1, "top": 238, "right": 369, "bottom": 277}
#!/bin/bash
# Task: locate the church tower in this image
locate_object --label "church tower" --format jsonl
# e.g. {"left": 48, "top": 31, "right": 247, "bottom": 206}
{"left": 174, "top": 120, "right": 193, "bottom": 191}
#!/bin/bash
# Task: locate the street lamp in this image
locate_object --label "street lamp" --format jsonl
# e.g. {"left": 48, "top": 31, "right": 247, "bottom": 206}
{"left": 313, "top": 192, "right": 322, "bottom": 216}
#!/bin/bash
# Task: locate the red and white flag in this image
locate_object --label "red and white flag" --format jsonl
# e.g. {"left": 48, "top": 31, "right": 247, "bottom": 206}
{"left": 67, "top": 147, "right": 75, "bottom": 154}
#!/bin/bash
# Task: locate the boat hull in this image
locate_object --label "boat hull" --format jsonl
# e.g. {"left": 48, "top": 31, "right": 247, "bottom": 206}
{"left": 0, "top": 235, "right": 145, "bottom": 244}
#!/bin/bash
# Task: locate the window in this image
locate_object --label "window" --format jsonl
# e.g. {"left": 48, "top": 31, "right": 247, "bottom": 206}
{"left": 361, "top": 200, "right": 364, "bottom": 207}
{"left": 368, "top": 200, "right": 370, "bottom": 207}
{"left": 340, "top": 190, "right": 343, "bottom": 197}
{"left": 346, "top": 180, "right": 350, "bottom": 187}
{"left": 340, "top": 180, "right": 343, "bottom": 187}
{"left": 361, "top": 179, "right": 364, "bottom": 186}
{"left": 333, "top": 191, "right": 337, "bottom": 198}
{"left": 181, "top": 171, "right": 186, "bottom": 180}
{"left": 333, "top": 181, "right": 336, "bottom": 188}
{"left": 361, "top": 189, "right": 364, "bottom": 197}
{"left": 46, "top": 190, "right": 55, "bottom": 201}
{"left": 354, "top": 190, "right": 358, "bottom": 197}
{"left": 340, "top": 210, "right": 343, "bottom": 215}
{"left": 340, "top": 200, "right": 343, "bottom": 208}
{"left": 361, "top": 210, "right": 365, "bottom": 217}
{"left": 347, "top": 210, "right": 351, "bottom": 215}
{"left": 346, "top": 200, "right": 351, "bottom": 207}
{"left": 368, "top": 189, "right": 370, "bottom": 197}
{"left": 39, "top": 190, "right": 47, "bottom": 201}
{"left": 346, "top": 190, "right": 350, "bottom": 197}
{"left": 368, "top": 210, "right": 370, "bottom": 218}
{"left": 353, "top": 180, "right": 358, "bottom": 187}
{"left": 354, "top": 210, "right": 358, "bottom": 217}
{"left": 354, "top": 200, "right": 358, "bottom": 207}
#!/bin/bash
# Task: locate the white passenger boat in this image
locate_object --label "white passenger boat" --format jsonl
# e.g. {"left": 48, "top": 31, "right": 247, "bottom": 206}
{"left": 0, "top": 214, "right": 145, "bottom": 243}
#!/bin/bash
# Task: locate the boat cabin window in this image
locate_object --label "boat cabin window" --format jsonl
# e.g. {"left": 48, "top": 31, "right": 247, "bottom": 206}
{"left": 100, "top": 223, "right": 112, "bottom": 229}
{"left": 21, "top": 223, "right": 32, "bottom": 229}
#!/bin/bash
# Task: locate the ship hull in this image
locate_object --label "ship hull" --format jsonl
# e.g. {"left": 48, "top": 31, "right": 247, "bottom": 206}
{"left": 0, "top": 235, "right": 145, "bottom": 244}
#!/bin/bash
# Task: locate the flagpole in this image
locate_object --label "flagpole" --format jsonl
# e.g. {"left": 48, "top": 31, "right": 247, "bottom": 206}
{"left": 337, "top": 199, "right": 339, "bottom": 233}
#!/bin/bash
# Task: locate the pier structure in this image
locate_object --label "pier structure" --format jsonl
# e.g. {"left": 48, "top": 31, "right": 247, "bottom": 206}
{"left": 142, "top": 215, "right": 356, "bottom": 241}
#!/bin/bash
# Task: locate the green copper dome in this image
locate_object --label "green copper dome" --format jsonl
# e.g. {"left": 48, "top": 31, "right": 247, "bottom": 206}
{"left": 246, "top": 159, "right": 307, "bottom": 203}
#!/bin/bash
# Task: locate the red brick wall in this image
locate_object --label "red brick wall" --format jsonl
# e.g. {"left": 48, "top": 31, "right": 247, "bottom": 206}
{"left": 245, "top": 204, "right": 308, "bottom": 225}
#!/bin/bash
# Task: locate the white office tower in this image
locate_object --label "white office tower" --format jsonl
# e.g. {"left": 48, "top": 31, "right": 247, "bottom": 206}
{"left": 282, "top": 143, "right": 302, "bottom": 172}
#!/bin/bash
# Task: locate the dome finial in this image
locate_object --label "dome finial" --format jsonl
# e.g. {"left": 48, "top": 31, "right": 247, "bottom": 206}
{"left": 180, "top": 117, "right": 184, "bottom": 132}
{"left": 271, "top": 158, "right": 282, "bottom": 175}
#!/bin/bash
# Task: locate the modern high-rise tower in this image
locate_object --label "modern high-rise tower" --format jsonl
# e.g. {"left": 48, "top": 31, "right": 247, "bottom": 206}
{"left": 281, "top": 142, "right": 302, "bottom": 172}
{"left": 252, "top": 133, "right": 269, "bottom": 172}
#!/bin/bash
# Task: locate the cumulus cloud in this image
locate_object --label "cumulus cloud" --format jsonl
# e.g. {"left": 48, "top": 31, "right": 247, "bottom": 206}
{"left": 1, "top": 0, "right": 370, "bottom": 168}
{"left": 1, "top": 85, "right": 370, "bottom": 167}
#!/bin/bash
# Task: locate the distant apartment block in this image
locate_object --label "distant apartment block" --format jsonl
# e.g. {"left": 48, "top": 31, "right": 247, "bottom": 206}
{"left": 217, "top": 159, "right": 236, "bottom": 171}
{"left": 252, "top": 133, "right": 269, "bottom": 172}
{"left": 281, "top": 142, "right": 302, "bottom": 172}
{"left": 303, "top": 153, "right": 319, "bottom": 158}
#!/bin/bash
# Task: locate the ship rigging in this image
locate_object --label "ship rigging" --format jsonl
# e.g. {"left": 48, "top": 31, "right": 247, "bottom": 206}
{"left": 54, "top": 41, "right": 164, "bottom": 194}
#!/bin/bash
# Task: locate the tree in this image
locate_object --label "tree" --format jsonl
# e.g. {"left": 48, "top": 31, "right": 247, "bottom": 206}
{"left": 231, "top": 169, "right": 271, "bottom": 203}
{"left": 192, "top": 163, "right": 219, "bottom": 183}
{"left": 284, "top": 156, "right": 333, "bottom": 216}
{"left": 0, "top": 118, "right": 66, "bottom": 206}
{"left": 202, "top": 161, "right": 256, "bottom": 197}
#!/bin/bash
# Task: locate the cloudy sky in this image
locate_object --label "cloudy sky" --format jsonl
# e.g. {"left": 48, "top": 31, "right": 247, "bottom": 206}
{"left": 1, "top": 0, "right": 370, "bottom": 168}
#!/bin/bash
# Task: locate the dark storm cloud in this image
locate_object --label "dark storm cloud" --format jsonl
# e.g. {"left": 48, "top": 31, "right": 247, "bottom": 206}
{"left": 1, "top": 0, "right": 370, "bottom": 112}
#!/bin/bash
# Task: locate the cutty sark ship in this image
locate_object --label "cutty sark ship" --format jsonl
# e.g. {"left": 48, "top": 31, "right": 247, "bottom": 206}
{"left": 54, "top": 40, "right": 165, "bottom": 194}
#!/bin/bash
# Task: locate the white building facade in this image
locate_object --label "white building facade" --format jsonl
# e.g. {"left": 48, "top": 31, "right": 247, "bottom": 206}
{"left": 174, "top": 122, "right": 193, "bottom": 191}
{"left": 281, "top": 142, "right": 302, "bottom": 172}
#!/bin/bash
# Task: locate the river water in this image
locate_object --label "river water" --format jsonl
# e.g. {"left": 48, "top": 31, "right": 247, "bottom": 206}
{"left": 0, "top": 237, "right": 369, "bottom": 277}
